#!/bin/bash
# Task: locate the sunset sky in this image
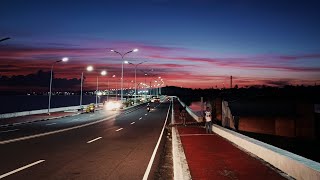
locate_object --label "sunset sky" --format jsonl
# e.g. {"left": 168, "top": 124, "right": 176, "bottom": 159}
{"left": 1, "top": 0, "right": 320, "bottom": 91}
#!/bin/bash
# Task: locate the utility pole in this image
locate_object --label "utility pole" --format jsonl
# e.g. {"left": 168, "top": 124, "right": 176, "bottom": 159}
{"left": 230, "top": 76, "right": 233, "bottom": 89}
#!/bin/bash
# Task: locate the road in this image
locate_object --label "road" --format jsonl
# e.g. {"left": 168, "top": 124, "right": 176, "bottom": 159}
{"left": 0, "top": 101, "right": 171, "bottom": 180}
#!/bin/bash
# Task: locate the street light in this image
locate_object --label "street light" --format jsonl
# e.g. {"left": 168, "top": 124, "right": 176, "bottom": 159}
{"left": 96, "top": 70, "right": 107, "bottom": 107}
{"left": 112, "top": 75, "right": 117, "bottom": 101}
{"left": 110, "top": 49, "right": 138, "bottom": 103}
{"left": 128, "top": 61, "right": 147, "bottom": 104}
{"left": 48, "top": 57, "right": 69, "bottom": 115}
{"left": 80, "top": 65, "right": 93, "bottom": 110}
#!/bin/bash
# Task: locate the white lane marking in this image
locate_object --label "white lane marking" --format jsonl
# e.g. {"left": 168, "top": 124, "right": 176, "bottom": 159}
{"left": 142, "top": 101, "right": 171, "bottom": 180}
{"left": 145, "top": 114, "right": 147, "bottom": 116}
{"left": 0, "top": 160, "right": 45, "bottom": 179}
{"left": 139, "top": 117, "right": 142, "bottom": 120}
{"left": 0, "top": 129, "right": 19, "bottom": 133}
{"left": 87, "top": 137, "right": 102, "bottom": 144}
{"left": 115, "top": 128, "right": 123, "bottom": 132}
{"left": 46, "top": 123, "right": 56, "bottom": 126}
{"left": 0, "top": 114, "right": 117, "bottom": 145}
{"left": 130, "top": 122, "right": 135, "bottom": 125}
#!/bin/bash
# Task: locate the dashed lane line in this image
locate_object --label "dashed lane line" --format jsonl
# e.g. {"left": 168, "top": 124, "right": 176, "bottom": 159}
{"left": 115, "top": 128, "right": 123, "bottom": 132}
{"left": 0, "top": 160, "right": 45, "bottom": 179}
{"left": 139, "top": 117, "right": 142, "bottom": 120}
{"left": 130, "top": 122, "right": 135, "bottom": 125}
{"left": 87, "top": 137, "right": 102, "bottom": 143}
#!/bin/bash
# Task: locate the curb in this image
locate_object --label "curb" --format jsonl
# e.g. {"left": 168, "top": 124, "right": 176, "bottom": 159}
{"left": 171, "top": 97, "right": 192, "bottom": 180}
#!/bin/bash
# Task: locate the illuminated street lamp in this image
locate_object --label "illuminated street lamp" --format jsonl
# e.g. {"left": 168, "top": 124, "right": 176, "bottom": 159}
{"left": 110, "top": 49, "right": 138, "bottom": 103}
{"left": 80, "top": 65, "right": 93, "bottom": 110}
{"left": 128, "top": 61, "right": 147, "bottom": 104}
{"left": 48, "top": 57, "right": 69, "bottom": 115}
{"left": 96, "top": 70, "right": 107, "bottom": 107}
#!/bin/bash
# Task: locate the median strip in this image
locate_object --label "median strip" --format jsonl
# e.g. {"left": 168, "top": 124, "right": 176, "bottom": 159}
{"left": 0, "top": 160, "right": 45, "bottom": 179}
{"left": 115, "top": 128, "right": 123, "bottom": 132}
{"left": 87, "top": 137, "right": 102, "bottom": 143}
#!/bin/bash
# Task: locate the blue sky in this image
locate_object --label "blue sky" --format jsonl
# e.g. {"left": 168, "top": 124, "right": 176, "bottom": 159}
{"left": 1, "top": 0, "right": 320, "bottom": 89}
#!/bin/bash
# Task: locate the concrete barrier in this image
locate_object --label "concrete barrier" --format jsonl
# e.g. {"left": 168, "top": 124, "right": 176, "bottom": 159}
{"left": 179, "top": 99, "right": 320, "bottom": 180}
{"left": 0, "top": 104, "right": 99, "bottom": 119}
{"left": 172, "top": 96, "right": 192, "bottom": 180}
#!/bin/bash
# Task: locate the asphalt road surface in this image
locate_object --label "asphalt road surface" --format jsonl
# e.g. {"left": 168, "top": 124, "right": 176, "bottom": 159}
{"left": 0, "top": 101, "right": 171, "bottom": 180}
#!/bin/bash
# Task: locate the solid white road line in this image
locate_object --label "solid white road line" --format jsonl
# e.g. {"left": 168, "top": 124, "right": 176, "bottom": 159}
{"left": 130, "top": 122, "right": 135, "bottom": 125}
{"left": 115, "top": 128, "right": 123, "bottom": 132}
{"left": 142, "top": 101, "right": 171, "bottom": 180}
{"left": 87, "top": 137, "right": 102, "bottom": 143}
{"left": 0, "top": 129, "right": 19, "bottom": 133}
{"left": 46, "top": 123, "right": 56, "bottom": 126}
{"left": 0, "top": 160, "right": 45, "bottom": 179}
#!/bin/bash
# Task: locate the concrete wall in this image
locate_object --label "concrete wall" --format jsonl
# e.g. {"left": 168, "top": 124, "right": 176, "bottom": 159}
{"left": 275, "top": 117, "right": 295, "bottom": 137}
{"left": 296, "top": 103, "right": 315, "bottom": 139}
{"left": 239, "top": 116, "right": 302, "bottom": 138}
{"left": 239, "top": 117, "right": 275, "bottom": 135}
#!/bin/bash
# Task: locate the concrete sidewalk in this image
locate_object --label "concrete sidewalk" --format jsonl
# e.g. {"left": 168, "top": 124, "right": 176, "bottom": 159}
{"left": 173, "top": 99, "right": 288, "bottom": 180}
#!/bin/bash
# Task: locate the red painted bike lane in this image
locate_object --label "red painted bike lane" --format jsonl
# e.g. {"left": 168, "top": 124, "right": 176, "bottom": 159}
{"left": 178, "top": 127, "right": 287, "bottom": 179}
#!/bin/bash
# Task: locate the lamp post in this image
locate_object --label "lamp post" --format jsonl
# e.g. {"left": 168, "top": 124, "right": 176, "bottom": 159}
{"left": 48, "top": 57, "right": 69, "bottom": 115}
{"left": 110, "top": 49, "right": 138, "bottom": 103}
{"left": 128, "top": 61, "right": 147, "bottom": 104}
{"left": 80, "top": 65, "right": 94, "bottom": 110}
{"left": 112, "top": 75, "right": 117, "bottom": 101}
{"left": 96, "top": 70, "right": 107, "bottom": 107}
